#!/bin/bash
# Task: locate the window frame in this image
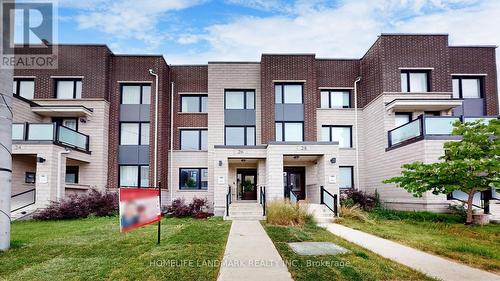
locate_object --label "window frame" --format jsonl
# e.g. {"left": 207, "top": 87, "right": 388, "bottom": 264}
{"left": 224, "top": 90, "right": 255, "bottom": 109}
{"left": 120, "top": 83, "right": 151, "bottom": 105}
{"left": 275, "top": 83, "right": 304, "bottom": 104}
{"left": 400, "top": 70, "right": 430, "bottom": 93}
{"left": 452, "top": 76, "right": 484, "bottom": 99}
{"left": 338, "top": 166, "right": 354, "bottom": 189}
{"left": 119, "top": 121, "right": 150, "bottom": 145}
{"left": 13, "top": 78, "right": 35, "bottom": 99}
{"left": 65, "top": 166, "right": 79, "bottom": 184}
{"left": 320, "top": 90, "right": 352, "bottom": 108}
{"left": 179, "top": 168, "right": 208, "bottom": 190}
{"left": 224, "top": 126, "right": 256, "bottom": 146}
{"left": 275, "top": 121, "right": 304, "bottom": 142}
{"left": 180, "top": 94, "right": 208, "bottom": 112}
{"left": 54, "top": 78, "right": 82, "bottom": 99}
{"left": 322, "top": 125, "right": 353, "bottom": 148}
{"left": 118, "top": 165, "right": 150, "bottom": 188}
{"left": 179, "top": 129, "right": 208, "bottom": 150}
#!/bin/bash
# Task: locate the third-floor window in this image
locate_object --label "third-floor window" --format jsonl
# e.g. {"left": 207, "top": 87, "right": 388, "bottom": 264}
{"left": 320, "top": 90, "right": 351, "bottom": 108}
{"left": 181, "top": 95, "right": 207, "bottom": 112}
{"left": 225, "top": 90, "right": 255, "bottom": 109}
{"left": 55, "top": 79, "right": 82, "bottom": 99}
{"left": 452, "top": 76, "right": 482, "bottom": 99}
{"left": 13, "top": 78, "right": 35, "bottom": 99}
{"left": 121, "top": 84, "right": 151, "bottom": 104}
{"left": 401, "top": 70, "right": 429, "bottom": 92}
{"left": 275, "top": 84, "right": 303, "bottom": 104}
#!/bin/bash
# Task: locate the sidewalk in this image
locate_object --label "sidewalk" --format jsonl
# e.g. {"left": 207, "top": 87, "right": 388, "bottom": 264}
{"left": 321, "top": 223, "right": 500, "bottom": 281}
{"left": 217, "top": 220, "right": 293, "bottom": 281}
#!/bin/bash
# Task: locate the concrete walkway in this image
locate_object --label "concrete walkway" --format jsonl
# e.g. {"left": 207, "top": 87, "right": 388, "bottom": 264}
{"left": 321, "top": 223, "right": 500, "bottom": 281}
{"left": 217, "top": 220, "right": 293, "bottom": 281}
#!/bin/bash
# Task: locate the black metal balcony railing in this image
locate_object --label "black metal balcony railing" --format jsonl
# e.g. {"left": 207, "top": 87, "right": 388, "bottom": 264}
{"left": 388, "top": 115, "right": 499, "bottom": 148}
{"left": 12, "top": 122, "right": 90, "bottom": 152}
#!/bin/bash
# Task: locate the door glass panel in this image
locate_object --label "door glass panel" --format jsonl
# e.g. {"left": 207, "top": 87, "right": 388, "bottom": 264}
{"left": 290, "top": 173, "right": 301, "bottom": 192}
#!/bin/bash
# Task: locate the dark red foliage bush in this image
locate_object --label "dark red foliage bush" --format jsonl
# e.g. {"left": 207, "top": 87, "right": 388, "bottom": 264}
{"left": 340, "top": 189, "right": 377, "bottom": 211}
{"left": 33, "top": 189, "right": 118, "bottom": 220}
{"left": 166, "top": 197, "right": 209, "bottom": 218}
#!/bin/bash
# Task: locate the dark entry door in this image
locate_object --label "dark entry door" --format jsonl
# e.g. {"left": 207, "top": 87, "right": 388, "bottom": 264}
{"left": 237, "top": 169, "right": 257, "bottom": 200}
{"left": 283, "top": 167, "right": 305, "bottom": 200}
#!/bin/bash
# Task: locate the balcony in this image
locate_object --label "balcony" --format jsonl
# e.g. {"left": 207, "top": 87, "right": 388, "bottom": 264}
{"left": 12, "top": 122, "right": 90, "bottom": 152}
{"left": 387, "top": 115, "right": 499, "bottom": 149}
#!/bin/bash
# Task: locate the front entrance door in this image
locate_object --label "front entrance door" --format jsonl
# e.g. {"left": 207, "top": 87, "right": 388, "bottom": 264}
{"left": 237, "top": 169, "right": 257, "bottom": 200}
{"left": 283, "top": 167, "right": 305, "bottom": 200}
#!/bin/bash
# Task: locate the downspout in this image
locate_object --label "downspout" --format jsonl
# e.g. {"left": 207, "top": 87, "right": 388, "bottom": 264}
{"left": 149, "top": 69, "right": 159, "bottom": 188}
{"left": 169, "top": 81, "right": 174, "bottom": 204}
{"left": 354, "top": 77, "right": 361, "bottom": 191}
{"left": 56, "top": 149, "right": 71, "bottom": 200}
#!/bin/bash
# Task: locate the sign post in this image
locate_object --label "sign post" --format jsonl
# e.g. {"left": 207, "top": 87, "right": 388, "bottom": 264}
{"left": 157, "top": 182, "right": 161, "bottom": 244}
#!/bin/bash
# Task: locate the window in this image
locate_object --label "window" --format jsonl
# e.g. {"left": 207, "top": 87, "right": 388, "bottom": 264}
{"left": 394, "top": 113, "right": 412, "bottom": 127}
{"left": 320, "top": 90, "right": 351, "bottom": 108}
{"left": 401, "top": 71, "right": 429, "bottom": 92}
{"left": 225, "top": 90, "right": 255, "bottom": 109}
{"left": 275, "top": 84, "right": 303, "bottom": 104}
{"left": 120, "top": 122, "right": 149, "bottom": 145}
{"left": 339, "top": 166, "right": 354, "bottom": 189}
{"left": 53, "top": 118, "right": 78, "bottom": 131}
{"left": 119, "top": 165, "right": 149, "bottom": 187}
{"left": 65, "top": 166, "right": 79, "bottom": 184}
{"left": 179, "top": 168, "right": 208, "bottom": 190}
{"left": 55, "top": 79, "right": 82, "bottom": 99}
{"left": 276, "top": 122, "right": 303, "bottom": 142}
{"left": 180, "top": 129, "right": 208, "bottom": 150}
{"left": 25, "top": 172, "right": 35, "bottom": 184}
{"left": 121, "top": 84, "right": 151, "bottom": 104}
{"left": 181, "top": 95, "right": 207, "bottom": 112}
{"left": 321, "top": 126, "right": 352, "bottom": 148}
{"left": 13, "top": 79, "right": 35, "bottom": 99}
{"left": 225, "top": 126, "right": 255, "bottom": 145}
{"left": 452, "top": 77, "right": 482, "bottom": 99}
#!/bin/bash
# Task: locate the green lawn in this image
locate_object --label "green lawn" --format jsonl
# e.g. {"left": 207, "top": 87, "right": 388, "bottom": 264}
{"left": 337, "top": 210, "right": 500, "bottom": 273}
{"left": 263, "top": 220, "right": 434, "bottom": 281}
{"left": 0, "top": 216, "right": 231, "bottom": 281}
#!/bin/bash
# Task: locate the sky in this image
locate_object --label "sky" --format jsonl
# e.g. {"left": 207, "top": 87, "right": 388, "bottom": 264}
{"left": 28, "top": 0, "right": 495, "bottom": 64}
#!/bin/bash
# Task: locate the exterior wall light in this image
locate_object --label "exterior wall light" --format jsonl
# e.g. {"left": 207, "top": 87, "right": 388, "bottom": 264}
{"left": 330, "top": 157, "right": 336, "bottom": 164}
{"left": 218, "top": 160, "right": 223, "bottom": 167}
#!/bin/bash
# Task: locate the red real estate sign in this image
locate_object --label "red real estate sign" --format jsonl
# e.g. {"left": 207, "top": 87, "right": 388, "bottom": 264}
{"left": 119, "top": 188, "right": 161, "bottom": 232}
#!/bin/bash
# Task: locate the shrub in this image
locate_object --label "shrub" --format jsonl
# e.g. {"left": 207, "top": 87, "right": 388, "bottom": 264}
{"left": 340, "top": 189, "right": 377, "bottom": 211}
{"left": 339, "top": 204, "right": 373, "bottom": 223}
{"left": 166, "top": 197, "right": 211, "bottom": 218}
{"left": 266, "top": 200, "right": 312, "bottom": 226}
{"left": 33, "top": 189, "right": 118, "bottom": 220}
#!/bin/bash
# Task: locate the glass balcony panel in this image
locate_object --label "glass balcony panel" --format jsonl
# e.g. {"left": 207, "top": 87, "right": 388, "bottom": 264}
{"left": 12, "top": 124, "right": 25, "bottom": 140}
{"left": 58, "top": 126, "right": 87, "bottom": 150}
{"left": 390, "top": 119, "right": 421, "bottom": 146}
{"left": 463, "top": 117, "right": 498, "bottom": 125}
{"left": 27, "top": 124, "right": 54, "bottom": 140}
{"left": 424, "top": 117, "right": 460, "bottom": 135}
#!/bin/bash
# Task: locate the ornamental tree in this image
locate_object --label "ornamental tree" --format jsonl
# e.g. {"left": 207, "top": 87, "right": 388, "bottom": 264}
{"left": 384, "top": 119, "right": 500, "bottom": 224}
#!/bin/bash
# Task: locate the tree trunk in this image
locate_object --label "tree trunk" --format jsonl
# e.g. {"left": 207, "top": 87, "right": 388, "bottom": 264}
{"left": 465, "top": 189, "right": 476, "bottom": 225}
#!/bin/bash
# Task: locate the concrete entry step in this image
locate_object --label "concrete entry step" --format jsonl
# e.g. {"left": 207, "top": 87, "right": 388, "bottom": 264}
{"left": 226, "top": 202, "right": 265, "bottom": 221}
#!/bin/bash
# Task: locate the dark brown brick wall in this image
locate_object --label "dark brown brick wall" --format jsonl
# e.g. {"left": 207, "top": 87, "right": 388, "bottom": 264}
{"left": 316, "top": 59, "right": 360, "bottom": 107}
{"left": 261, "top": 55, "right": 317, "bottom": 143}
{"left": 450, "top": 47, "right": 499, "bottom": 115}
{"left": 359, "top": 39, "right": 383, "bottom": 107}
{"left": 14, "top": 45, "right": 112, "bottom": 99}
{"left": 107, "top": 55, "right": 170, "bottom": 189}
{"left": 171, "top": 65, "right": 208, "bottom": 150}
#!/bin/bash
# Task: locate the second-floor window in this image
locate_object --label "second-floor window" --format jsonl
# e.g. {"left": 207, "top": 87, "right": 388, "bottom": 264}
{"left": 121, "top": 84, "right": 151, "bottom": 104}
{"left": 225, "top": 126, "right": 255, "bottom": 146}
{"left": 225, "top": 90, "right": 255, "bottom": 109}
{"left": 13, "top": 78, "right": 35, "bottom": 99}
{"left": 394, "top": 113, "right": 412, "bottom": 127}
{"left": 401, "top": 70, "right": 429, "bottom": 92}
{"left": 55, "top": 79, "right": 82, "bottom": 99}
{"left": 276, "top": 122, "right": 303, "bottom": 142}
{"left": 120, "top": 122, "right": 149, "bottom": 145}
{"left": 275, "top": 84, "right": 303, "bottom": 104}
{"left": 181, "top": 95, "right": 207, "bottom": 112}
{"left": 180, "top": 129, "right": 207, "bottom": 150}
{"left": 321, "top": 125, "right": 352, "bottom": 148}
{"left": 452, "top": 77, "right": 482, "bottom": 99}
{"left": 120, "top": 165, "right": 149, "bottom": 187}
{"left": 320, "top": 90, "right": 351, "bottom": 108}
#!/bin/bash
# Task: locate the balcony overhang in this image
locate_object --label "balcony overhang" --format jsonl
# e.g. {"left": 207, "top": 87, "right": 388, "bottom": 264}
{"left": 31, "top": 105, "right": 93, "bottom": 117}
{"left": 386, "top": 99, "right": 463, "bottom": 113}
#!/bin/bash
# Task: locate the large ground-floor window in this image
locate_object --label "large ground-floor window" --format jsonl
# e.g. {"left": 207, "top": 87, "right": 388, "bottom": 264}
{"left": 179, "top": 168, "right": 208, "bottom": 190}
{"left": 338, "top": 166, "right": 354, "bottom": 189}
{"left": 119, "top": 165, "right": 149, "bottom": 187}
